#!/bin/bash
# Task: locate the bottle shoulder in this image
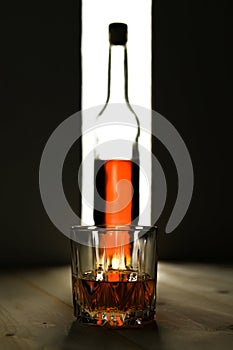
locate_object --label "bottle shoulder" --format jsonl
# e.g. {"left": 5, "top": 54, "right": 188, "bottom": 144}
{"left": 97, "top": 103, "right": 139, "bottom": 128}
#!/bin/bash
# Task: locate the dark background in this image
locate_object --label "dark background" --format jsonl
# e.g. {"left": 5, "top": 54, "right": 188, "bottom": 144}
{"left": 1, "top": 0, "right": 233, "bottom": 265}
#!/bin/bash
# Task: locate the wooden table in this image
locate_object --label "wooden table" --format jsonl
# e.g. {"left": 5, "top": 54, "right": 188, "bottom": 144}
{"left": 0, "top": 263, "right": 232, "bottom": 349}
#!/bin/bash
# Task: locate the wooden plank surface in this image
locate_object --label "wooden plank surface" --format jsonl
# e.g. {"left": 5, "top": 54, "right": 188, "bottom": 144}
{"left": 0, "top": 263, "right": 232, "bottom": 350}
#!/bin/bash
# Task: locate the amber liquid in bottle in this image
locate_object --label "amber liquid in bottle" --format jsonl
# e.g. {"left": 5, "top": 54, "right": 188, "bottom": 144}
{"left": 94, "top": 159, "right": 139, "bottom": 225}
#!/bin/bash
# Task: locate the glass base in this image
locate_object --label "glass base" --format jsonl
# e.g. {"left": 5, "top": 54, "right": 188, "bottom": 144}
{"left": 74, "top": 301, "right": 156, "bottom": 327}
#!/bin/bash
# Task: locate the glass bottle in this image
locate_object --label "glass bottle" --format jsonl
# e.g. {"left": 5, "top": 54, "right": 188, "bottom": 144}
{"left": 94, "top": 23, "right": 140, "bottom": 226}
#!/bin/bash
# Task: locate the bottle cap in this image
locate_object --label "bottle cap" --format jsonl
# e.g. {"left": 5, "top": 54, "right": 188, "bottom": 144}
{"left": 109, "top": 23, "right": 128, "bottom": 45}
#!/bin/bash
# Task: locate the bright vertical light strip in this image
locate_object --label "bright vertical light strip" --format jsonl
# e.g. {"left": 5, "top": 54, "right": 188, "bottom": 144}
{"left": 82, "top": 0, "right": 152, "bottom": 225}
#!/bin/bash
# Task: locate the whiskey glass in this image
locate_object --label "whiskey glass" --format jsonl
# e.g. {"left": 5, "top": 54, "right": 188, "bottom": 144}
{"left": 70, "top": 225, "right": 158, "bottom": 327}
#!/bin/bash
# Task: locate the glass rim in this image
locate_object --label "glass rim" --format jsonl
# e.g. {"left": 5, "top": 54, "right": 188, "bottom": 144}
{"left": 70, "top": 224, "right": 157, "bottom": 232}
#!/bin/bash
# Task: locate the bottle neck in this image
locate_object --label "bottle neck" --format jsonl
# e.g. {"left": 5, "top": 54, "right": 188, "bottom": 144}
{"left": 107, "top": 45, "right": 128, "bottom": 104}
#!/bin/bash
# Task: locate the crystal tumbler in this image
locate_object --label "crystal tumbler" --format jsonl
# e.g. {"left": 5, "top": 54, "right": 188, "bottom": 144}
{"left": 70, "top": 225, "right": 158, "bottom": 327}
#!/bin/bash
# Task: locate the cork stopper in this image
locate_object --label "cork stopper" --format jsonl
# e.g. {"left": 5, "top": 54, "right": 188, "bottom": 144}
{"left": 109, "top": 23, "right": 128, "bottom": 45}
